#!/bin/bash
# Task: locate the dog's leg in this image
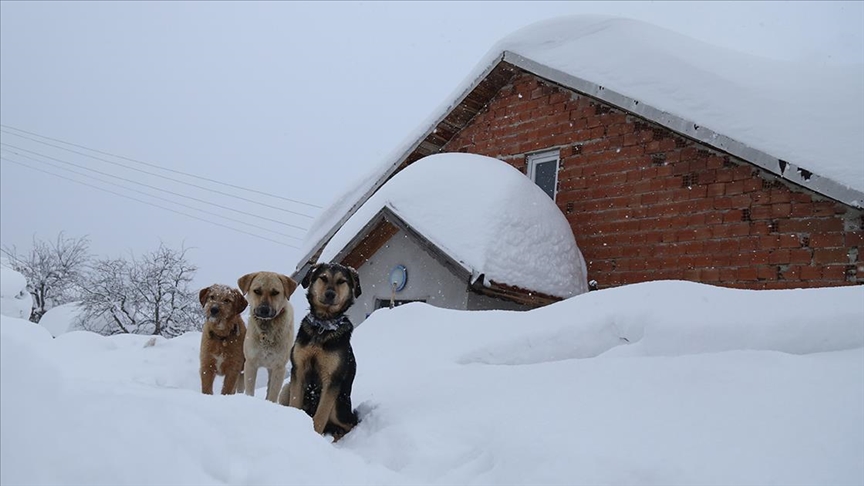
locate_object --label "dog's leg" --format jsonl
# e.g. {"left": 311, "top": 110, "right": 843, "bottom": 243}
{"left": 265, "top": 366, "right": 286, "bottom": 402}
{"left": 327, "top": 393, "right": 358, "bottom": 436}
{"left": 221, "top": 370, "right": 239, "bottom": 395}
{"left": 277, "top": 381, "right": 292, "bottom": 406}
{"left": 312, "top": 380, "right": 340, "bottom": 434}
{"left": 201, "top": 362, "right": 216, "bottom": 395}
{"left": 244, "top": 360, "right": 257, "bottom": 397}
{"left": 236, "top": 371, "right": 245, "bottom": 394}
{"left": 286, "top": 365, "right": 305, "bottom": 409}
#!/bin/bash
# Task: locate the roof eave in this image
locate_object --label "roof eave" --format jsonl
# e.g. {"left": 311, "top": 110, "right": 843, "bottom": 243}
{"left": 502, "top": 50, "right": 864, "bottom": 209}
{"left": 326, "top": 205, "right": 475, "bottom": 283}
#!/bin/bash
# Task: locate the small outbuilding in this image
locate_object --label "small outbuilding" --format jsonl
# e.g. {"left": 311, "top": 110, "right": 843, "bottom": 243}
{"left": 314, "top": 153, "right": 587, "bottom": 324}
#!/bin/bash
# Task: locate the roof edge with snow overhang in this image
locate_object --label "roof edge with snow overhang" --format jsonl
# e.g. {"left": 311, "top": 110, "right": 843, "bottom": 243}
{"left": 502, "top": 51, "right": 864, "bottom": 209}
{"left": 296, "top": 43, "right": 864, "bottom": 280}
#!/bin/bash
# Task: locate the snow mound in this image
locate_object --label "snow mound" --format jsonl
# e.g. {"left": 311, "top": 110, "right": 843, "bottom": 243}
{"left": 354, "top": 280, "right": 864, "bottom": 368}
{"left": 38, "top": 302, "right": 83, "bottom": 337}
{"left": 0, "top": 264, "right": 32, "bottom": 320}
{"left": 319, "top": 153, "right": 588, "bottom": 298}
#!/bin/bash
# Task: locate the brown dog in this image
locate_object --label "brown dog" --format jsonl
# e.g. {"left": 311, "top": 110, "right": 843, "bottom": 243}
{"left": 279, "top": 263, "right": 361, "bottom": 440}
{"left": 199, "top": 284, "right": 248, "bottom": 395}
{"left": 238, "top": 271, "right": 297, "bottom": 402}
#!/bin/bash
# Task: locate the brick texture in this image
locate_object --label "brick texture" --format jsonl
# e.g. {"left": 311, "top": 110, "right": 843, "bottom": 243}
{"left": 440, "top": 72, "right": 863, "bottom": 289}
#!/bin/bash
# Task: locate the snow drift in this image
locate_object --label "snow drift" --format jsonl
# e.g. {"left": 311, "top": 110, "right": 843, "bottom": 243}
{"left": 1, "top": 280, "right": 862, "bottom": 485}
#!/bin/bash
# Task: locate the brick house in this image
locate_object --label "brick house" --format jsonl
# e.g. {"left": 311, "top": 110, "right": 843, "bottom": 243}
{"left": 296, "top": 16, "right": 864, "bottom": 295}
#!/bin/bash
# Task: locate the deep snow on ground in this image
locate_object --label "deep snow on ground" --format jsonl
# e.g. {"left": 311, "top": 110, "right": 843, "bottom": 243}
{"left": 37, "top": 302, "right": 81, "bottom": 337}
{"left": 1, "top": 279, "right": 863, "bottom": 486}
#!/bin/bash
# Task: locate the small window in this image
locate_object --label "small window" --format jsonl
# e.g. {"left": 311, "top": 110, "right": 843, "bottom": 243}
{"left": 527, "top": 150, "right": 559, "bottom": 200}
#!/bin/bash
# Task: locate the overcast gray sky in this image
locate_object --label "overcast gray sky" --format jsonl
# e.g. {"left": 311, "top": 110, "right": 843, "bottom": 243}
{"left": 1, "top": 1, "right": 862, "bottom": 290}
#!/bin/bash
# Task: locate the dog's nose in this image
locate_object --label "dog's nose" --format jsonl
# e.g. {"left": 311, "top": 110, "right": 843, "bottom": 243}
{"left": 209, "top": 307, "right": 219, "bottom": 316}
{"left": 255, "top": 304, "right": 272, "bottom": 318}
{"left": 324, "top": 289, "right": 336, "bottom": 302}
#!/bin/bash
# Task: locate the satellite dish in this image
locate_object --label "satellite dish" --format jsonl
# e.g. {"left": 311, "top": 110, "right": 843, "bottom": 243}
{"left": 389, "top": 264, "right": 408, "bottom": 292}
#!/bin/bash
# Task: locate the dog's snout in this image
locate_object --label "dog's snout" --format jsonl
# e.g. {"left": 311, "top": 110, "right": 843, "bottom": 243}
{"left": 324, "top": 289, "right": 336, "bottom": 302}
{"left": 254, "top": 303, "right": 274, "bottom": 319}
{"left": 209, "top": 306, "right": 220, "bottom": 316}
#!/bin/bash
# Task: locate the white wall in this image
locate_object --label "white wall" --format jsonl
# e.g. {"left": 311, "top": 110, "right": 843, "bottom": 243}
{"left": 348, "top": 229, "right": 470, "bottom": 325}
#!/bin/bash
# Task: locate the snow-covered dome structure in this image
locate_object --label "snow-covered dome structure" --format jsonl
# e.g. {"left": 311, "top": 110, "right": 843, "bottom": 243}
{"left": 321, "top": 153, "right": 587, "bottom": 298}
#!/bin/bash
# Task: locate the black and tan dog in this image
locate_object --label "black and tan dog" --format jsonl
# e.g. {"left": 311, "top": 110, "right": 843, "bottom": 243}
{"left": 278, "top": 263, "right": 361, "bottom": 440}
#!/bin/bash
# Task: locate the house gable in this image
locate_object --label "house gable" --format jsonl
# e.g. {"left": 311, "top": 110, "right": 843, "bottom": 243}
{"left": 327, "top": 206, "right": 564, "bottom": 308}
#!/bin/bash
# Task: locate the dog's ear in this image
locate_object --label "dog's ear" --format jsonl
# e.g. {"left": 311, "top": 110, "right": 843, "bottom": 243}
{"left": 232, "top": 288, "right": 248, "bottom": 314}
{"left": 279, "top": 274, "right": 298, "bottom": 297}
{"left": 237, "top": 273, "right": 257, "bottom": 295}
{"left": 347, "top": 266, "right": 362, "bottom": 298}
{"left": 198, "top": 287, "right": 210, "bottom": 307}
{"left": 301, "top": 264, "right": 320, "bottom": 289}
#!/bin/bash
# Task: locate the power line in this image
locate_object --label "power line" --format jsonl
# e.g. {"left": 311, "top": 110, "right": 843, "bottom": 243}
{"left": 1, "top": 156, "right": 301, "bottom": 249}
{"left": 0, "top": 127, "right": 319, "bottom": 220}
{"left": 0, "top": 151, "right": 303, "bottom": 241}
{"left": 0, "top": 123, "right": 323, "bottom": 210}
{"left": 0, "top": 143, "right": 308, "bottom": 234}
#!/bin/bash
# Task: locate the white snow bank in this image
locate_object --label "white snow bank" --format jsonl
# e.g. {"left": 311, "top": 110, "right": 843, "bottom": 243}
{"left": 2, "top": 280, "right": 862, "bottom": 485}
{"left": 318, "top": 153, "right": 588, "bottom": 298}
{"left": 38, "top": 302, "right": 82, "bottom": 337}
{"left": 497, "top": 15, "right": 864, "bottom": 192}
{"left": 0, "top": 318, "right": 404, "bottom": 486}
{"left": 357, "top": 280, "right": 864, "bottom": 367}
{"left": 0, "top": 264, "right": 32, "bottom": 320}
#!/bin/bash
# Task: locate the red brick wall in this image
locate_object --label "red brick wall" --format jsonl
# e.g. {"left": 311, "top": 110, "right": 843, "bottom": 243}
{"left": 442, "top": 72, "right": 863, "bottom": 289}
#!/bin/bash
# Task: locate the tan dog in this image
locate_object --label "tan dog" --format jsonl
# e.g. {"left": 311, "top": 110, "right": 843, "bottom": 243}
{"left": 199, "top": 284, "right": 248, "bottom": 395}
{"left": 238, "top": 271, "right": 297, "bottom": 402}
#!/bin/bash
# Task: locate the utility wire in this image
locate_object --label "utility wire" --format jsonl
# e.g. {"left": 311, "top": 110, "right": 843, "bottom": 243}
{"left": 1, "top": 155, "right": 300, "bottom": 249}
{"left": 0, "top": 123, "right": 322, "bottom": 209}
{"left": 0, "top": 128, "right": 318, "bottom": 219}
{"left": 0, "top": 143, "right": 308, "bottom": 234}
{"left": 0, "top": 151, "right": 303, "bottom": 241}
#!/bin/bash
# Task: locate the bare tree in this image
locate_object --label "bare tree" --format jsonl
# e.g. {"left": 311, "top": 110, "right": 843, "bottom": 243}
{"left": 77, "top": 243, "right": 200, "bottom": 337}
{"left": 1, "top": 232, "right": 90, "bottom": 322}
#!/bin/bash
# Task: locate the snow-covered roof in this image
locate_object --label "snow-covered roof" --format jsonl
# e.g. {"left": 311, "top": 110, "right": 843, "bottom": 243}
{"left": 318, "top": 153, "right": 588, "bottom": 299}
{"left": 296, "top": 15, "right": 864, "bottom": 275}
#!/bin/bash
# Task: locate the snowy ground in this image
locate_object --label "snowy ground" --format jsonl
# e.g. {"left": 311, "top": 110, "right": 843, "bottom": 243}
{"left": 2, "top": 278, "right": 863, "bottom": 486}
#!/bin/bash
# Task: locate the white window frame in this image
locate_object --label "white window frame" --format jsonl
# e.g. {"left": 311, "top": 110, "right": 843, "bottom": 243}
{"left": 527, "top": 150, "right": 560, "bottom": 200}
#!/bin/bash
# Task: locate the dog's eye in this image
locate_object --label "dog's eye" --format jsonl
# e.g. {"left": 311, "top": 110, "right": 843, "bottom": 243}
{"left": 270, "top": 290, "right": 279, "bottom": 297}
{"left": 319, "top": 276, "right": 329, "bottom": 284}
{"left": 253, "top": 289, "right": 262, "bottom": 296}
{"left": 223, "top": 299, "right": 231, "bottom": 303}
{"left": 336, "top": 279, "right": 347, "bottom": 286}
